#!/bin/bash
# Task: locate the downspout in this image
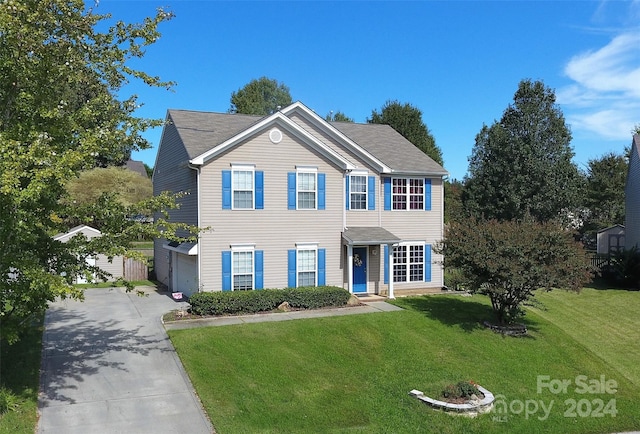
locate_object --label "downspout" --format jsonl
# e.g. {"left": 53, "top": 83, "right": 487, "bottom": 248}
{"left": 189, "top": 163, "right": 202, "bottom": 293}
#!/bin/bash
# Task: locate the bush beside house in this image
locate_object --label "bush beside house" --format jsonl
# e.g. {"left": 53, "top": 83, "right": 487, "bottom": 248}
{"left": 189, "top": 286, "right": 352, "bottom": 316}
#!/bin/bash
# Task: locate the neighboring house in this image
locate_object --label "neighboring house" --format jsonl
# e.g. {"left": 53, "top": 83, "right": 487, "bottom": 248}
{"left": 124, "top": 159, "right": 149, "bottom": 178}
{"left": 625, "top": 134, "right": 640, "bottom": 250}
{"left": 596, "top": 225, "right": 625, "bottom": 255}
{"left": 153, "top": 101, "right": 448, "bottom": 298}
{"left": 53, "top": 225, "right": 124, "bottom": 283}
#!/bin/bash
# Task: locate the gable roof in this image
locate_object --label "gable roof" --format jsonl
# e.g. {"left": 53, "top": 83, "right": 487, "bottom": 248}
{"left": 53, "top": 225, "right": 101, "bottom": 241}
{"left": 124, "top": 160, "right": 149, "bottom": 178}
{"left": 331, "top": 122, "right": 447, "bottom": 176}
{"left": 165, "top": 102, "right": 447, "bottom": 176}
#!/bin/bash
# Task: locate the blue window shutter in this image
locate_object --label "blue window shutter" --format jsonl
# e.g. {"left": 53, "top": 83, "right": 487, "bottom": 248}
{"left": 345, "top": 176, "right": 350, "bottom": 210}
{"left": 424, "top": 244, "right": 432, "bottom": 282}
{"left": 318, "top": 173, "right": 326, "bottom": 210}
{"left": 287, "top": 172, "right": 296, "bottom": 210}
{"left": 368, "top": 176, "right": 376, "bottom": 210}
{"left": 255, "top": 250, "right": 264, "bottom": 289}
{"left": 318, "top": 248, "right": 326, "bottom": 286}
{"left": 383, "top": 245, "right": 389, "bottom": 284}
{"left": 222, "top": 251, "right": 231, "bottom": 291}
{"left": 222, "top": 171, "right": 232, "bottom": 210}
{"left": 384, "top": 177, "right": 391, "bottom": 211}
{"left": 288, "top": 249, "right": 297, "bottom": 287}
{"left": 255, "top": 171, "right": 264, "bottom": 210}
{"left": 424, "top": 178, "right": 432, "bottom": 211}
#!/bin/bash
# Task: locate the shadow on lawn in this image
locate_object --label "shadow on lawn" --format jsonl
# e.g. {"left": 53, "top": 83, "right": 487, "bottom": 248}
{"left": 398, "top": 295, "right": 540, "bottom": 336}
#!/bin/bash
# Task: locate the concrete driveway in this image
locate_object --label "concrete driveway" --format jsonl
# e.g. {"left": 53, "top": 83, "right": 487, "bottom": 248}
{"left": 37, "top": 286, "right": 213, "bottom": 433}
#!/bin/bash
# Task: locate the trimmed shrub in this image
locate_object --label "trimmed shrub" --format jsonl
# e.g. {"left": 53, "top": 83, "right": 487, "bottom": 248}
{"left": 188, "top": 286, "right": 351, "bottom": 316}
{"left": 442, "top": 381, "right": 480, "bottom": 400}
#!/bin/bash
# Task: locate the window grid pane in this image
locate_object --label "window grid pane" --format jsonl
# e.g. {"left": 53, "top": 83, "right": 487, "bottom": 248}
{"left": 393, "top": 245, "right": 407, "bottom": 283}
{"left": 409, "top": 245, "right": 424, "bottom": 281}
{"left": 409, "top": 179, "right": 424, "bottom": 210}
{"left": 392, "top": 179, "right": 407, "bottom": 210}
{"left": 232, "top": 170, "right": 253, "bottom": 209}
{"left": 350, "top": 175, "right": 367, "bottom": 210}
{"left": 298, "top": 249, "right": 317, "bottom": 287}
{"left": 393, "top": 245, "right": 424, "bottom": 282}
{"left": 233, "top": 251, "right": 253, "bottom": 290}
{"left": 297, "top": 173, "right": 316, "bottom": 209}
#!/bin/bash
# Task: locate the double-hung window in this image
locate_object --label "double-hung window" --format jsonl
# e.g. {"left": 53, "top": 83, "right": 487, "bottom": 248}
{"left": 222, "top": 166, "right": 263, "bottom": 210}
{"left": 297, "top": 170, "right": 316, "bottom": 209}
{"left": 222, "top": 246, "right": 264, "bottom": 291}
{"left": 393, "top": 244, "right": 425, "bottom": 283}
{"left": 288, "top": 245, "right": 326, "bottom": 287}
{"left": 297, "top": 247, "right": 317, "bottom": 287}
{"left": 349, "top": 175, "right": 367, "bottom": 210}
{"left": 232, "top": 167, "right": 254, "bottom": 209}
{"left": 232, "top": 249, "right": 253, "bottom": 290}
{"left": 288, "top": 168, "right": 325, "bottom": 210}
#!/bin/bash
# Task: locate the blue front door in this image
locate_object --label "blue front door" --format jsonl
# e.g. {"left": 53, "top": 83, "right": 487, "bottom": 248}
{"left": 352, "top": 247, "right": 367, "bottom": 293}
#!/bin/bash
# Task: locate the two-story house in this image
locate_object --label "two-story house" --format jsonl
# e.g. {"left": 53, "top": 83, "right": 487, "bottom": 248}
{"left": 625, "top": 134, "right": 640, "bottom": 249}
{"left": 153, "top": 102, "right": 447, "bottom": 299}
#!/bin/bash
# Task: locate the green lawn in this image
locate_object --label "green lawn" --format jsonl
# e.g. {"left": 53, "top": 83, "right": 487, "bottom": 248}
{"left": 0, "top": 317, "right": 43, "bottom": 434}
{"left": 168, "top": 288, "right": 640, "bottom": 433}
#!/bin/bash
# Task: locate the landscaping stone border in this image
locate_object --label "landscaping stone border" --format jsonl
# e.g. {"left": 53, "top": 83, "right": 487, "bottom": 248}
{"left": 409, "top": 386, "right": 495, "bottom": 417}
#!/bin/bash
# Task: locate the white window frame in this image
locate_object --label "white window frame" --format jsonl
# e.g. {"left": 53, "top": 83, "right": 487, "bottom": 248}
{"left": 232, "top": 165, "right": 255, "bottom": 210}
{"left": 296, "top": 243, "right": 318, "bottom": 287}
{"left": 393, "top": 242, "right": 424, "bottom": 283}
{"left": 392, "top": 177, "right": 424, "bottom": 210}
{"left": 296, "top": 167, "right": 317, "bottom": 210}
{"left": 231, "top": 244, "right": 254, "bottom": 290}
{"left": 349, "top": 172, "right": 368, "bottom": 210}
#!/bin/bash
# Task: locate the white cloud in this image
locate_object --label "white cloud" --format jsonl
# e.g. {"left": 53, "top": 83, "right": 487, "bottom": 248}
{"left": 558, "top": 30, "right": 640, "bottom": 140}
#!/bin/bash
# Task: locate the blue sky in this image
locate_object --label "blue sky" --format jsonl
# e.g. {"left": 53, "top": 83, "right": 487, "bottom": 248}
{"left": 98, "top": 0, "right": 640, "bottom": 181}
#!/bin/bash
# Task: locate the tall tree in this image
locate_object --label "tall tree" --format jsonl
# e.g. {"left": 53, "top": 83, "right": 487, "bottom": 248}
{"left": 463, "top": 79, "right": 582, "bottom": 222}
{"left": 444, "top": 178, "right": 465, "bottom": 224}
{"left": 582, "top": 151, "right": 627, "bottom": 233}
{"left": 229, "top": 77, "right": 292, "bottom": 115}
{"left": 325, "top": 111, "right": 354, "bottom": 122}
{"left": 0, "top": 1, "right": 193, "bottom": 343}
{"left": 368, "top": 100, "right": 443, "bottom": 166}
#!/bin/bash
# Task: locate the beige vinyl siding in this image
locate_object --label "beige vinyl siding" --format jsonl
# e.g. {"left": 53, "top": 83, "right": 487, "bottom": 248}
{"left": 378, "top": 176, "right": 445, "bottom": 291}
{"left": 95, "top": 255, "right": 124, "bottom": 280}
{"left": 197, "top": 128, "right": 345, "bottom": 291}
{"left": 153, "top": 114, "right": 198, "bottom": 288}
{"left": 289, "top": 113, "right": 380, "bottom": 174}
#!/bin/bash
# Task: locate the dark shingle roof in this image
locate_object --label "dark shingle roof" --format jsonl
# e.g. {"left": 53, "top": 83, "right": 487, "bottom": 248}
{"left": 331, "top": 122, "right": 447, "bottom": 175}
{"left": 124, "top": 160, "right": 148, "bottom": 178}
{"left": 166, "top": 108, "right": 447, "bottom": 176}
{"left": 168, "top": 110, "right": 261, "bottom": 159}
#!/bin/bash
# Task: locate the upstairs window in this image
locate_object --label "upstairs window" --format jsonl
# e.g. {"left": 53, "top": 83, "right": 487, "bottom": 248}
{"left": 297, "top": 171, "right": 317, "bottom": 209}
{"left": 288, "top": 168, "right": 325, "bottom": 210}
{"left": 233, "top": 168, "right": 254, "bottom": 209}
{"left": 393, "top": 178, "right": 424, "bottom": 210}
{"left": 222, "top": 166, "right": 264, "bottom": 210}
{"left": 384, "top": 177, "right": 431, "bottom": 211}
{"left": 350, "top": 175, "right": 367, "bottom": 210}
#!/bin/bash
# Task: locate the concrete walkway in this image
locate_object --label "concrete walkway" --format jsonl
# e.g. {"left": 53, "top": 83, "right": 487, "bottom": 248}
{"left": 37, "top": 286, "right": 212, "bottom": 434}
{"left": 163, "top": 299, "right": 403, "bottom": 330}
